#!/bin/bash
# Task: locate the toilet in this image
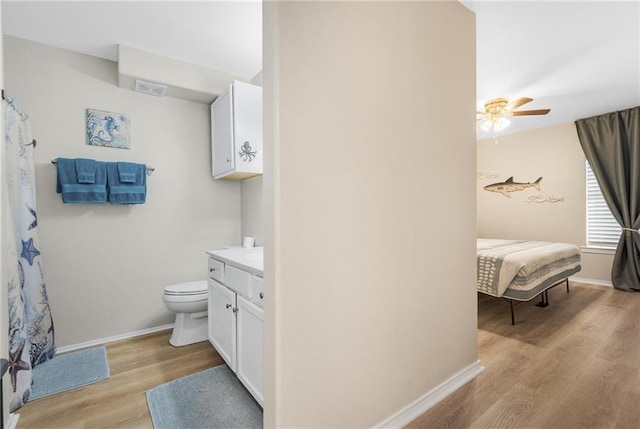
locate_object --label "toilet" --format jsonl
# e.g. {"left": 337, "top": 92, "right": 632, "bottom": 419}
{"left": 162, "top": 280, "right": 208, "bottom": 347}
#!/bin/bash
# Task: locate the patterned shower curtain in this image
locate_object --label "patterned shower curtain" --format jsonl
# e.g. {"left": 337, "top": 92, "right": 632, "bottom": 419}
{"left": 3, "top": 97, "right": 55, "bottom": 412}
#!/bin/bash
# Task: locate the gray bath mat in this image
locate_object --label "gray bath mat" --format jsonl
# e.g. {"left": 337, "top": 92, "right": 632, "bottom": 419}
{"left": 30, "top": 346, "right": 110, "bottom": 400}
{"left": 146, "top": 365, "right": 263, "bottom": 429}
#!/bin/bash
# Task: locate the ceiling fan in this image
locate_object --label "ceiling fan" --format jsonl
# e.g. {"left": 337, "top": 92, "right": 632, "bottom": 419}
{"left": 477, "top": 97, "right": 550, "bottom": 133}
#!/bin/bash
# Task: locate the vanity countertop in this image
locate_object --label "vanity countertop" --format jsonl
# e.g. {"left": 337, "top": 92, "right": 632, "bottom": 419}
{"left": 206, "top": 246, "right": 263, "bottom": 276}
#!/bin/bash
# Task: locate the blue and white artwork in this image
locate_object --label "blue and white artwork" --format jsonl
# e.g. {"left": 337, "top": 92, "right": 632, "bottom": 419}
{"left": 86, "top": 109, "right": 130, "bottom": 149}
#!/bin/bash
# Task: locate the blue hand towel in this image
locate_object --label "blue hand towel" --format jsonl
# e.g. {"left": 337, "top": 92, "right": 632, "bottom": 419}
{"left": 117, "top": 162, "right": 137, "bottom": 183}
{"left": 106, "top": 162, "right": 146, "bottom": 204}
{"left": 56, "top": 158, "right": 107, "bottom": 204}
{"left": 75, "top": 158, "right": 96, "bottom": 184}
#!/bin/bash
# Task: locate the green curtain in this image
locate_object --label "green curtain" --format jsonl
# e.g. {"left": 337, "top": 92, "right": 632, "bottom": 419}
{"left": 575, "top": 106, "right": 640, "bottom": 291}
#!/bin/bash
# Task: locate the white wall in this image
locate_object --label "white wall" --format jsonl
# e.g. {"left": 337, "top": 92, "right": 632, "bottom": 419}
{"left": 240, "top": 71, "right": 264, "bottom": 246}
{"left": 0, "top": 7, "right": 10, "bottom": 424}
{"left": 264, "top": 2, "right": 477, "bottom": 427}
{"left": 3, "top": 36, "right": 241, "bottom": 347}
{"left": 477, "top": 123, "right": 613, "bottom": 282}
{"left": 117, "top": 44, "right": 240, "bottom": 104}
{"left": 241, "top": 176, "right": 263, "bottom": 246}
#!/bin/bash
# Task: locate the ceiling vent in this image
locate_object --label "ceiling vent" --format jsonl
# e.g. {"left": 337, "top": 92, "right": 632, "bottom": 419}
{"left": 134, "top": 80, "right": 168, "bottom": 97}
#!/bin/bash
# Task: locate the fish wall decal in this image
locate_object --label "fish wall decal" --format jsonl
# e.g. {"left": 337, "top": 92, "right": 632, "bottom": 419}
{"left": 477, "top": 172, "right": 500, "bottom": 179}
{"left": 525, "top": 195, "right": 564, "bottom": 203}
{"left": 483, "top": 176, "right": 542, "bottom": 198}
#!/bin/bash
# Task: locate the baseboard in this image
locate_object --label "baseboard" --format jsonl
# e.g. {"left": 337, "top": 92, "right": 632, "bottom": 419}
{"left": 56, "top": 324, "right": 174, "bottom": 354}
{"left": 570, "top": 276, "right": 613, "bottom": 288}
{"left": 375, "top": 360, "right": 485, "bottom": 428}
{"left": 4, "top": 413, "right": 19, "bottom": 429}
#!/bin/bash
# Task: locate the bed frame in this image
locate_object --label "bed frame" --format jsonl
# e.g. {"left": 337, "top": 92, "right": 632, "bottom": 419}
{"left": 502, "top": 278, "right": 571, "bottom": 325}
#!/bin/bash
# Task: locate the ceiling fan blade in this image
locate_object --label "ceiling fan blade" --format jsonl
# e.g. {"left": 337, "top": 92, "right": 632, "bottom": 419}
{"left": 506, "top": 97, "right": 533, "bottom": 111}
{"left": 512, "top": 109, "right": 551, "bottom": 116}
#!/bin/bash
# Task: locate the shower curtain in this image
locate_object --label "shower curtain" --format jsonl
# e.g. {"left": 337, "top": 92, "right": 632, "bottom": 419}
{"left": 3, "top": 97, "right": 55, "bottom": 412}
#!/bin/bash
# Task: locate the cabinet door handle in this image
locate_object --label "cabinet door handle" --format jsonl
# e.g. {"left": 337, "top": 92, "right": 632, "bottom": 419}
{"left": 232, "top": 307, "right": 239, "bottom": 313}
{"left": 226, "top": 303, "right": 231, "bottom": 309}
{"left": 259, "top": 292, "right": 264, "bottom": 299}
{"left": 210, "top": 268, "right": 215, "bottom": 272}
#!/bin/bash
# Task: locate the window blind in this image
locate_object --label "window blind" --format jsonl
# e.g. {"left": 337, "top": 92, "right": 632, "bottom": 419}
{"left": 586, "top": 161, "right": 621, "bottom": 248}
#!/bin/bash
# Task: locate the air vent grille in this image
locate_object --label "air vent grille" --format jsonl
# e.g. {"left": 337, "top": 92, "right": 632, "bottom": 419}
{"left": 134, "top": 80, "right": 168, "bottom": 97}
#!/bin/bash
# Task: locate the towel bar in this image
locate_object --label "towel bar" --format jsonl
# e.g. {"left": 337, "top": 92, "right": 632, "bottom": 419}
{"left": 51, "top": 158, "right": 155, "bottom": 175}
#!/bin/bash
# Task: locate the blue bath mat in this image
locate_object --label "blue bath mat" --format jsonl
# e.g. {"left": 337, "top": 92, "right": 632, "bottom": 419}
{"left": 146, "top": 365, "right": 263, "bottom": 429}
{"left": 30, "top": 346, "right": 110, "bottom": 401}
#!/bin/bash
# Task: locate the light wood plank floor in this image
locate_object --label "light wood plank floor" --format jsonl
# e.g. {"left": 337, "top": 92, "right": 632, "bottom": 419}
{"left": 19, "top": 282, "right": 638, "bottom": 428}
{"left": 408, "top": 281, "right": 640, "bottom": 429}
{"left": 17, "top": 330, "right": 223, "bottom": 429}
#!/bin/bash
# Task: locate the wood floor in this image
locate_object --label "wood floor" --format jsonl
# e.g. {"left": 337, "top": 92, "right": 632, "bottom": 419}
{"left": 17, "top": 282, "right": 639, "bottom": 428}
{"left": 408, "top": 281, "right": 640, "bottom": 429}
{"left": 17, "top": 331, "right": 223, "bottom": 429}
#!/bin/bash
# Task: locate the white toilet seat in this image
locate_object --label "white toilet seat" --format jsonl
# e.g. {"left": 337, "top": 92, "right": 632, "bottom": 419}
{"left": 164, "top": 280, "right": 208, "bottom": 295}
{"left": 162, "top": 292, "right": 207, "bottom": 303}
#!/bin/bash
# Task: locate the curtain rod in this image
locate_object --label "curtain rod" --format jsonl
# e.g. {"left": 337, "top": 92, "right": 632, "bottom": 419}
{"left": 3, "top": 89, "right": 37, "bottom": 147}
{"left": 51, "top": 158, "right": 155, "bottom": 175}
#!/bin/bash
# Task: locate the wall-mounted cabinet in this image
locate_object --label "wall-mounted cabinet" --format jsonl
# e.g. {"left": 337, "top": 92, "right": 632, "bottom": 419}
{"left": 211, "top": 80, "right": 263, "bottom": 180}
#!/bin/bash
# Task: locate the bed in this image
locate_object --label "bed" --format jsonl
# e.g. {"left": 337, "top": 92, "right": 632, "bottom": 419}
{"left": 477, "top": 239, "right": 582, "bottom": 324}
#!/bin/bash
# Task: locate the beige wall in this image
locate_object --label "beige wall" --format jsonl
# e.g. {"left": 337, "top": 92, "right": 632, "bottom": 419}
{"left": 4, "top": 36, "right": 242, "bottom": 347}
{"left": 477, "top": 123, "right": 613, "bottom": 282}
{"left": 264, "top": 2, "right": 477, "bottom": 427}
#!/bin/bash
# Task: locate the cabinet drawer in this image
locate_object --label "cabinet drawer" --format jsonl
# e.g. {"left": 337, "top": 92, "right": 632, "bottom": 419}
{"left": 251, "top": 276, "right": 264, "bottom": 307}
{"left": 225, "top": 265, "right": 251, "bottom": 297}
{"left": 208, "top": 258, "right": 225, "bottom": 283}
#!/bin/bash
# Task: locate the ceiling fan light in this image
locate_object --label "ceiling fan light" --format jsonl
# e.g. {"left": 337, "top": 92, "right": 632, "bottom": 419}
{"left": 480, "top": 119, "right": 493, "bottom": 132}
{"left": 494, "top": 117, "right": 510, "bottom": 132}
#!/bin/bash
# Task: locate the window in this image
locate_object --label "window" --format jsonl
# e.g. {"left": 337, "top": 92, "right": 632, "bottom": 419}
{"left": 586, "top": 161, "right": 621, "bottom": 249}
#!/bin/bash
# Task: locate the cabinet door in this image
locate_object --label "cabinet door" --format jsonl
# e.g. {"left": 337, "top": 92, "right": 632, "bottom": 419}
{"left": 232, "top": 81, "right": 263, "bottom": 175}
{"left": 236, "top": 295, "right": 264, "bottom": 406}
{"left": 211, "top": 88, "right": 234, "bottom": 178}
{"left": 208, "top": 279, "right": 237, "bottom": 371}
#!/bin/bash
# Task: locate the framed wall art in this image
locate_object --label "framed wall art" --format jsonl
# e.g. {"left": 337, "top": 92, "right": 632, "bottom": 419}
{"left": 86, "top": 108, "right": 130, "bottom": 149}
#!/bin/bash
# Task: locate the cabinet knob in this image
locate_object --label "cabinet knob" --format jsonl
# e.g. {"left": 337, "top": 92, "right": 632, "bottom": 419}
{"left": 259, "top": 292, "right": 264, "bottom": 299}
{"left": 210, "top": 268, "right": 215, "bottom": 272}
{"left": 232, "top": 307, "right": 239, "bottom": 313}
{"left": 226, "top": 303, "right": 231, "bottom": 309}
{"left": 226, "top": 157, "right": 231, "bottom": 162}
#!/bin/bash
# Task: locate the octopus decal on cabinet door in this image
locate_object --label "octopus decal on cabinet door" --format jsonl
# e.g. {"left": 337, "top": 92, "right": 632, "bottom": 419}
{"left": 238, "top": 141, "right": 257, "bottom": 162}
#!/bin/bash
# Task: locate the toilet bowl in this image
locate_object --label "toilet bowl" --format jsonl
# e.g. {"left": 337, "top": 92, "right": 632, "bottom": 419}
{"left": 162, "top": 280, "right": 208, "bottom": 347}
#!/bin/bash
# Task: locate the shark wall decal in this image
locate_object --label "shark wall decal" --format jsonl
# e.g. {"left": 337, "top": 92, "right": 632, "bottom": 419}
{"left": 483, "top": 176, "right": 542, "bottom": 198}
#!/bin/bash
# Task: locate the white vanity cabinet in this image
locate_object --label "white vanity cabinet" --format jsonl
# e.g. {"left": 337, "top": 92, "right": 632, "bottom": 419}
{"left": 211, "top": 80, "right": 263, "bottom": 180}
{"left": 236, "top": 295, "right": 263, "bottom": 402}
{"left": 208, "top": 279, "right": 237, "bottom": 369}
{"left": 207, "top": 250, "right": 263, "bottom": 406}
